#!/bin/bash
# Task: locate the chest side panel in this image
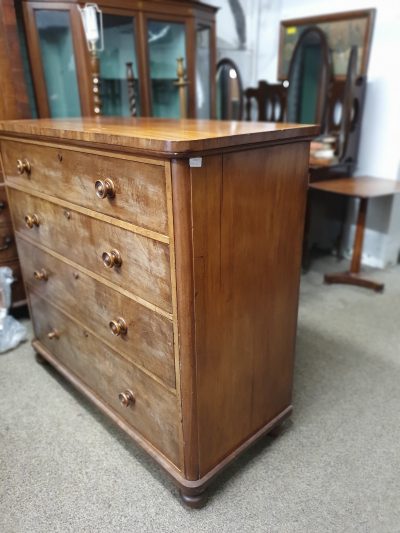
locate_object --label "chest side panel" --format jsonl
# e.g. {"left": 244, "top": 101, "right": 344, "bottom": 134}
{"left": 192, "top": 142, "right": 310, "bottom": 476}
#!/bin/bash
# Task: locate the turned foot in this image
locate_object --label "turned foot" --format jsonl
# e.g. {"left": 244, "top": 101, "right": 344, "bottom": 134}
{"left": 179, "top": 489, "right": 207, "bottom": 508}
{"left": 35, "top": 351, "right": 48, "bottom": 365}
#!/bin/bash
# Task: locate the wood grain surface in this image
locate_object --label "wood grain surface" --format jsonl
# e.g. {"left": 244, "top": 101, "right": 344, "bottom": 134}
{"left": 191, "top": 143, "right": 310, "bottom": 475}
{"left": 30, "top": 291, "right": 181, "bottom": 466}
{"left": 1, "top": 139, "right": 169, "bottom": 234}
{"left": 18, "top": 238, "right": 176, "bottom": 388}
{"left": 309, "top": 176, "right": 400, "bottom": 198}
{"left": 8, "top": 188, "right": 172, "bottom": 312}
{"left": 0, "top": 118, "right": 319, "bottom": 156}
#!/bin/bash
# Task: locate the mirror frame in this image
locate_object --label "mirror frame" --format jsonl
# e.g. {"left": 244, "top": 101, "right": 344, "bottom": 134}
{"left": 286, "top": 26, "right": 332, "bottom": 130}
{"left": 216, "top": 58, "right": 243, "bottom": 120}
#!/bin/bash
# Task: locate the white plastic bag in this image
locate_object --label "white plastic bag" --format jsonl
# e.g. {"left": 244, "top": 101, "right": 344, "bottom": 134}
{"left": 0, "top": 267, "right": 27, "bottom": 353}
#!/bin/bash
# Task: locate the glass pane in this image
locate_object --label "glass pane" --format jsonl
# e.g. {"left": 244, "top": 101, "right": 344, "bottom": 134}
{"left": 35, "top": 10, "right": 81, "bottom": 117}
{"left": 148, "top": 20, "right": 186, "bottom": 118}
{"left": 196, "top": 26, "right": 211, "bottom": 118}
{"left": 216, "top": 63, "right": 241, "bottom": 120}
{"left": 100, "top": 15, "right": 140, "bottom": 117}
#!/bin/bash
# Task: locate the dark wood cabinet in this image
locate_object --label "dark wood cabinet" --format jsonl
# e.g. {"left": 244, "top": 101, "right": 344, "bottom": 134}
{"left": 22, "top": 0, "right": 217, "bottom": 119}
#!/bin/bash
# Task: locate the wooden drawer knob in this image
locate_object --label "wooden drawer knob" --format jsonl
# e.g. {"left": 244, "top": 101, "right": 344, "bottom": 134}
{"left": 95, "top": 178, "right": 115, "bottom": 199}
{"left": 25, "top": 213, "right": 40, "bottom": 228}
{"left": 33, "top": 268, "right": 48, "bottom": 281}
{"left": 109, "top": 317, "right": 127, "bottom": 336}
{"left": 102, "top": 249, "right": 122, "bottom": 268}
{"left": 47, "top": 329, "right": 59, "bottom": 340}
{"left": 17, "top": 158, "right": 31, "bottom": 175}
{"left": 118, "top": 389, "right": 135, "bottom": 408}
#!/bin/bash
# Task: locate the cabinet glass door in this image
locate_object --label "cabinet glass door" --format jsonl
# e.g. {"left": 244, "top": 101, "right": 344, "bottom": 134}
{"left": 148, "top": 20, "right": 186, "bottom": 118}
{"left": 100, "top": 15, "right": 140, "bottom": 117}
{"left": 196, "top": 25, "right": 211, "bottom": 118}
{"left": 35, "top": 10, "right": 81, "bottom": 117}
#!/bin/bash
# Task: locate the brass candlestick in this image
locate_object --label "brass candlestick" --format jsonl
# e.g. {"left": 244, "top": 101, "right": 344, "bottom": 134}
{"left": 174, "top": 57, "right": 189, "bottom": 119}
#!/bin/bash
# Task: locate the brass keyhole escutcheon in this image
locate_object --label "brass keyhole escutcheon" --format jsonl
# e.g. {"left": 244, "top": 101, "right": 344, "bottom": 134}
{"left": 118, "top": 390, "right": 135, "bottom": 408}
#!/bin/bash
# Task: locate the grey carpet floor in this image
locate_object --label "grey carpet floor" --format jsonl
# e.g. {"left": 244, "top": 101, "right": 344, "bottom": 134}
{"left": 1, "top": 258, "right": 400, "bottom": 533}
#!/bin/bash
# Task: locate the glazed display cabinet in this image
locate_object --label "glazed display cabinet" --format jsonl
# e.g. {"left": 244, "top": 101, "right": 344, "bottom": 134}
{"left": 22, "top": 0, "right": 216, "bottom": 119}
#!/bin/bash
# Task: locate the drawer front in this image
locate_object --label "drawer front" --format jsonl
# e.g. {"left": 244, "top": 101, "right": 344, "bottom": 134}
{"left": 18, "top": 239, "right": 175, "bottom": 388}
{"left": 30, "top": 292, "right": 180, "bottom": 466}
{"left": 0, "top": 185, "right": 11, "bottom": 225}
{"left": 0, "top": 222, "right": 17, "bottom": 262}
{"left": 1, "top": 140, "right": 168, "bottom": 235}
{"left": 8, "top": 188, "right": 172, "bottom": 312}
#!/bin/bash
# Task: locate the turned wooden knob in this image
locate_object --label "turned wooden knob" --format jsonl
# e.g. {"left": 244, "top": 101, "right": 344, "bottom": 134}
{"left": 118, "top": 390, "right": 135, "bottom": 407}
{"left": 16, "top": 158, "right": 31, "bottom": 175}
{"left": 102, "top": 249, "right": 122, "bottom": 268}
{"left": 95, "top": 178, "right": 115, "bottom": 199}
{"left": 33, "top": 268, "right": 48, "bottom": 281}
{"left": 47, "top": 329, "right": 59, "bottom": 340}
{"left": 25, "top": 213, "right": 40, "bottom": 228}
{"left": 109, "top": 317, "right": 127, "bottom": 336}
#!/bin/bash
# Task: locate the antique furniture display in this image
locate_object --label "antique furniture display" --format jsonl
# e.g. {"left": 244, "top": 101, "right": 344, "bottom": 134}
{"left": 310, "top": 177, "right": 400, "bottom": 292}
{"left": 0, "top": 117, "right": 318, "bottom": 506}
{"left": 0, "top": 0, "right": 31, "bottom": 309}
{"left": 216, "top": 58, "right": 243, "bottom": 120}
{"left": 22, "top": 0, "right": 217, "bottom": 119}
{"left": 278, "top": 9, "right": 376, "bottom": 80}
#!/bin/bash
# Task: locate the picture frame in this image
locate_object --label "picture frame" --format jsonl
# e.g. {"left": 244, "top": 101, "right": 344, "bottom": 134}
{"left": 278, "top": 9, "right": 376, "bottom": 80}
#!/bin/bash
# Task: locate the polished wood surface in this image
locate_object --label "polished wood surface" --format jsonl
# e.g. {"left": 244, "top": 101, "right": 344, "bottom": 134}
{"left": 310, "top": 177, "right": 400, "bottom": 292}
{"left": 8, "top": 188, "right": 172, "bottom": 312}
{"left": 1, "top": 118, "right": 312, "bottom": 506}
{"left": 190, "top": 143, "right": 309, "bottom": 474}
{"left": 1, "top": 140, "right": 169, "bottom": 234}
{"left": 0, "top": 118, "right": 319, "bottom": 156}
{"left": 18, "top": 238, "right": 176, "bottom": 388}
{"left": 30, "top": 291, "right": 180, "bottom": 465}
{"left": 310, "top": 176, "right": 400, "bottom": 198}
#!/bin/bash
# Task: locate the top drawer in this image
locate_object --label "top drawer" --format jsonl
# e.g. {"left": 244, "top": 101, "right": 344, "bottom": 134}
{"left": 0, "top": 140, "right": 168, "bottom": 235}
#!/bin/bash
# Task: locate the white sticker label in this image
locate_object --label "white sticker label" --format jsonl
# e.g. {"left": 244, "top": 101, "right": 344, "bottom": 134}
{"left": 189, "top": 157, "right": 202, "bottom": 168}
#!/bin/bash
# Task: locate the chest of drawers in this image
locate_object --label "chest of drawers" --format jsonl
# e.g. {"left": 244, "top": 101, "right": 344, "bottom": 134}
{"left": 0, "top": 118, "right": 318, "bottom": 506}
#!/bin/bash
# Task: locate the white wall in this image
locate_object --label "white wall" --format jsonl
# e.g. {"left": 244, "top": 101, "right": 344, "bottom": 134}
{"left": 212, "top": 0, "right": 400, "bottom": 267}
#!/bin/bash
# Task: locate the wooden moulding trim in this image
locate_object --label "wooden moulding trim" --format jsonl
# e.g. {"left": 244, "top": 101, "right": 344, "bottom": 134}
{"left": 0, "top": 129, "right": 320, "bottom": 159}
{"left": 170, "top": 159, "right": 199, "bottom": 481}
{"left": 28, "top": 284, "right": 176, "bottom": 395}
{"left": 33, "top": 338, "right": 292, "bottom": 493}
{"left": 1, "top": 132, "right": 318, "bottom": 161}
{"left": 32, "top": 339, "right": 183, "bottom": 475}
{"left": 0, "top": 136, "right": 167, "bottom": 166}
{"left": 6, "top": 183, "right": 170, "bottom": 244}
{"left": 15, "top": 232, "right": 174, "bottom": 321}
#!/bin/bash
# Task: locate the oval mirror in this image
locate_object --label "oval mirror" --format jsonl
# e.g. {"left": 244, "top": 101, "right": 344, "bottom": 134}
{"left": 216, "top": 58, "right": 243, "bottom": 120}
{"left": 286, "top": 27, "right": 331, "bottom": 128}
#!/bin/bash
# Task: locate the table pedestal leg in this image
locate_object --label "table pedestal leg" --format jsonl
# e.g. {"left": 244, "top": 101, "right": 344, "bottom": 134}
{"left": 324, "top": 198, "right": 384, "bottom": 292}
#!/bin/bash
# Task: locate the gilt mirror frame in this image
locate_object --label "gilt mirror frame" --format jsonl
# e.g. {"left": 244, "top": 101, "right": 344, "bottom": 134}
{"left": 278, "top": 9, "right": 376, "bottom": 81}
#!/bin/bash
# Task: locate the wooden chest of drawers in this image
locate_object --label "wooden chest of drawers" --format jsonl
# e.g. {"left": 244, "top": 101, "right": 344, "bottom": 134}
{"left": 0, "top": 118, "right": 318, "bottom": 506}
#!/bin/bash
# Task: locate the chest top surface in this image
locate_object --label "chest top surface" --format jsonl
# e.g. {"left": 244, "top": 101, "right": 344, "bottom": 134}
{"left": 0, "top": 118, "right": 319, "bottom": 157}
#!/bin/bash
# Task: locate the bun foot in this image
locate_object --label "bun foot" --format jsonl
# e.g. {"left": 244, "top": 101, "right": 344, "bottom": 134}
{"left": 35, "top": 351, "right": 48, "bottom": 365}
{"left": 179, "top": 489, "right": 207, "bottom": 508}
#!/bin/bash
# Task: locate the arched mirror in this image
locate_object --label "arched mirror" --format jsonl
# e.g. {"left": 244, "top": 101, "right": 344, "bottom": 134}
{"left": 286, "top": 27, "right": 331, "bottom": 129}
{"left": 216, "top": 58, "right": 243, "bottom": 120}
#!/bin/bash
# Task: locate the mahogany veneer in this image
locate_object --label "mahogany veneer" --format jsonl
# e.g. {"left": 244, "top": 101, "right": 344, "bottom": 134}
{"left": 0, "top": 118, "right": 317, "bottom": 506}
